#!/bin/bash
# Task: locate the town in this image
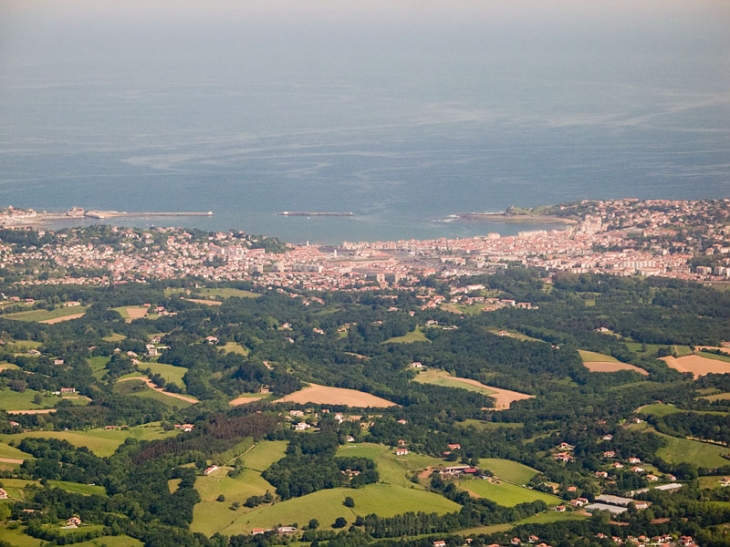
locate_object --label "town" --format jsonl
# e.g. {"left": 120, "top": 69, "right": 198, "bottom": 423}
{"left": 0, "top": 199, "right": 729, "bottom": 292}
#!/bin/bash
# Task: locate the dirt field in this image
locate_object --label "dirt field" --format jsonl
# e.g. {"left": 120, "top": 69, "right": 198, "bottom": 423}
{"left": 229, "top": 394, "right": 267, "bottom": 406}
{"left": 40, "top": 313, "right": 85, "bottom": 324}
{"left": 0, "top": 457, "right": 24, "bottom": 464}
{"left": 450, "top": 379, "right": 534, "bottom": 410}
{"left": 662, "top": 355, "right": 730, "bottom": 379}
{"left": 583, "top": 361, "right": 649, "bottom": 376}
{"left": 125, "top": 307, "right": 149, "bottom": 320}
{"left": 275, "top": 383, "right": 398, "bottom": 408}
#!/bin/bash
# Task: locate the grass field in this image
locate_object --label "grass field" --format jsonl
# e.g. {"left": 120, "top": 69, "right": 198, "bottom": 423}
{"left": 196, "top": 288, "right": 260, "bottom": 299}
{"left": 0, "top": 422, "right": 178, "bottom": 458}
{"left": 699, "top": 476, "right": 730, "bottom": 490}
{"left": 0, "top": 362, "right": 19, "bottom": 371}
{"left": 516, "top": 511, "right": 588, "bottom": 525}
{"left": 65, "top": 536, "right": 143, "bottom": 547}
{"left": 208, "top": 483, "right": 461, "bottom": 536}
{"left": 241, "top": 441, "right": 288, "bottom": 472}
{"left": 0, "top": 389, "right": 61, "bottom": 411}
{"left": 0, "top": 524, "right": 44, "bottom": 547}
{"left": 4, "top": 306, "right": 88, "bottom": 323}
{"left": 101, "top": 332, "right": 127, "bottom": 342}
{"left": 655, "top": 433, "right": 729, "bottom": 468}
{"left": 337, "top": 443, "right": 444, "bottom": 488}
{"left": 701, "top": 393, "right": 730, "bottom": 402}
{"left": 456, "top": 419, "right": 524, "bottom": 431}
{"left": 489, "top": 329, "right": 545, "bottom": 343}
{"left": 143, "top": 362, "right": 188, "bottom": 386}
{"left": 113, "top": 379, "right": 195, "bottom": 408}
{"left": 460, "top": 477, "right": 561, "bottom": 507}
{"left": 578, "top": 350, "right": 619, "bottom": 363}
{"left": 48, "top": 480, "right": 106, "bottom": 496}
{"left": 0, "top": 441, "right": 33, "bottom": 460}
{"left": 384, "top": 326, "right": 430, "bottom": 344}
{"left": 7, "top": 340, "right": 42, "bottom": 352}
{"left": 0, "top": 478, "right": 38, "bottom": 501}
{"left": 699, "top": 351, "right": 730, "bottom": 363}
{"left": 221, "top": 341, "right": 250, "bottom": 356}
{"left": 478, "top": 458, "right": 540, "bottom": 485}
{"left": 637, "top": 403, "right": 684, "bottom": 417}
{"left": 412, "top": 369, "right": 533, "bottom": 410}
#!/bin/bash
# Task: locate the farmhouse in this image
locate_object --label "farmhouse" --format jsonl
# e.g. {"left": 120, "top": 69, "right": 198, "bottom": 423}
{"left": 0, "top": 488, "right": 8, "bottom": 499}
{"left": 204, "top": 465, "right": 219, "bottom": 476}
{"left": 395, "top": 448, "right": 409, "bottom": 456}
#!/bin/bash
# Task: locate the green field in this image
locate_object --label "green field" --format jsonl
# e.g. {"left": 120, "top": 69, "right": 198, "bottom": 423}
{"left": 48, "top": 480, "right": 106, "bottom": 496}
{"left": 208, "top": 483, "right": 461, "bottom": 536}
{"left": 0, "top": 423, "right": 179, "bottom": 458}
{"left": 384, "top": 326, "right": 430, "bottom": 344}
{"left": 101, "top": 332, "right": 127, "bottom": 342}
{"left": 0, "top": 524, "right": 44, "bottom": 547}
{"left": 656, "top": 433, "right": 729, "bottom": 468}
{"left": 4, "top": 306, "right": 88, "bottom": 323}
{"left": 626, "top": 343, "right": 693, "bottom": 358}
{"left": 0, "top": 389, "right": 60, "bottom": 410}
{"left": 192, "top": 468, "right": 279, "bottom": 536}
{"left": 488, "top": 329, "right": 545, "bottom": 343}
{"left": 637, "top": 403, "right": 684, "bottom": 417}
{"left": 0, "top": 478, "right": 38, "bottom": 501}
{"left": 412, "top": 369, "right": 496, "bottom": 397}
{"left": 460, "top": 477, "right": 561, "bottom": 507}
{"left": 144, "top": 362, "right": 188, "bottom": 386}
{"left": 478, "top": 458, "right": 540, "bottom": 485}
{"left": 0, "top": 362, "right": 19, "bottom": 371}
{"left": 701, "top": 393, "right": 730, "bottom": 402}
{"left": 166, "top": 287, "right": 260, "bottom": 299}
{"left": 337, "top": 443, "right": 444, "bottom": 489}
{"left": 699, "top": 476, "right": 730, "bottom": 490}
{"left": 113, "top": 379, "right": 195, "bottom": 408}
{"left": 221, "top": 341, "right": 250, "bottom": 356}
{"left": 577, "top": 350, "right": 619, "bottom": 363}
{"left": 699, "top": 351, "right": 730, "bottom": 363}
{"left": 241, "top": 441, "right": 288, "bottom": 472}
{"left": 6, "top": 340, "right": 42, "bottom": 352}
{"left": 516, "top": 510, "right": 588, "bottom": 525}
{"left": 65, "top": 536, "right": 143, "bottom": 547}
{"left": 0, "top": 442, "right": 32, "bottom": 460}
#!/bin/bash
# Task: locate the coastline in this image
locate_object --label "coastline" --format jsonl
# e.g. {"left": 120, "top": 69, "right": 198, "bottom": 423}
{"left": 453, "top": 212, "right": 578, "bottom": 225}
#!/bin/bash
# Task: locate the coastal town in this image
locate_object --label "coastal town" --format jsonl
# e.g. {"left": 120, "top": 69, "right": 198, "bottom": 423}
{"left": 0, "top": 199, "right": 728, "bottom": 292}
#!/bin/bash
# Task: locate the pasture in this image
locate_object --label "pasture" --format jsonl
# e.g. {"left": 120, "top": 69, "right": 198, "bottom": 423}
{"left": 337, "top": 443, "right": 444, "bottom": 488}
{"left": 655, "top": 433, "right": 729, "bottom": 468}
{"left": 241, "top": 441, "right": 288, "bottom": 472}
{"left": 0, "top": 422, "right": 178, "bottom": 457}
{"left": 113, "top": 378, "right": 197, "bottom": 407}
{"left": 478, "top": 458, "right": 540, "bottom": 485}
{"left": 661, "top": 354, "right": 730, "bottom": 379}
{"left": 578, "top": 350, "right": 619, "bottom": 363}
{"left": 48, "top": 480, "right": 106, "bottom": 496}
{"left": 0, "top": 441, "right": 32, "bottom": 461}
{"left": 413, "top": 369, "right": 533, "bottom": 410}
{"left": 211, "top": 483, "right": 461, "bottom": 536}
{"left": 0, "top": 389, "right": 60, "bottom": 411}
{"left": 143, "top": 362, "right": 188, "bottom": 386}
{"left": 460, "top": 477, "right": 561, "bottom": 507}
{"left": 384, "top": 326, "right": 430, "bottom": 344}
{"left": 5, "top": 306, "right": 88, "bottom": 323}
{"left": 275, "top": 383, "right": 397, "bottom": 408}
{"left": 221, "top": 341, "right": 249, "bottom": 356}
{"left": 579, "top": 349, "right": 648, "bottom": 375}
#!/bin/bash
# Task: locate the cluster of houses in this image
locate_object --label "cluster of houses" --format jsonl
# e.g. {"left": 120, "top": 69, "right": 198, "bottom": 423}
{"left": 251, "top": 526, "right": 297, "bottom": 536}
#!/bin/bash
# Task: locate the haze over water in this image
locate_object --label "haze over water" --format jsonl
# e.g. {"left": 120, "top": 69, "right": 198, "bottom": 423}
{"left": 1, "top": 0, "right": 729, "bottom": 244}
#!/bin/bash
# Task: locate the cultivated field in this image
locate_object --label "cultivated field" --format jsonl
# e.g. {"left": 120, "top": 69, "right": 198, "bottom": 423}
{"left": 229, "top": 393, "right": 268, "bottom": 406}
{"left": 210, "top": 483, "right": 461, "bottom": 536}
{"left": 275, "top": 383, "right": 398, "bottom": 408}
{"left": 5, "top": 306, "right": 88, "bottom": 323}
{"left": 579, "top": 349, "right": 648, "bottom": 375}
{"left": 0, "top": 422, "right": 178, "bottom": 457}
{"left": 111, "top": 306, "right": 150, "bottom": 322}
{"left": 661, "top": 354, "right": 730, "bottom": 379}
{"left": 478, "top": 458, "right": 540, "bottom": 485}
{"left": 460, "top": 476, "right": 561, "bottom": 507}
{"left": 413, "top": 369, "right": 533, "bottom": 410}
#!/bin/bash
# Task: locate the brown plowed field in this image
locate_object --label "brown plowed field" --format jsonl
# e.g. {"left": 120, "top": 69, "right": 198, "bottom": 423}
{"left": 661, "top": 355, "right": 730, "bottom": 379}
{"left": 583, "top": 361, "right": 649, "bottom": 376}
{"left": 275, "top": 383, "right": 398, "bottom": 408}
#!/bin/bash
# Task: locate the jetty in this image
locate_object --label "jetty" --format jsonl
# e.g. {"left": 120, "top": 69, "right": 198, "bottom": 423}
{"left": 278, "top": 211, "right": 354, "bottom": 217}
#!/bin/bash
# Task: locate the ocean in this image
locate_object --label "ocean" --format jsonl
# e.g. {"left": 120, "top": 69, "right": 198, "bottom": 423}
{"left": 1, "top": 1, "right": 728, "bottom": 244}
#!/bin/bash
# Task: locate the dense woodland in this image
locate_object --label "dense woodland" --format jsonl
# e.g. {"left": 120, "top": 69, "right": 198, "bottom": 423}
{"left": 2, "top": 266, "right": 730, "bottom": 546}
